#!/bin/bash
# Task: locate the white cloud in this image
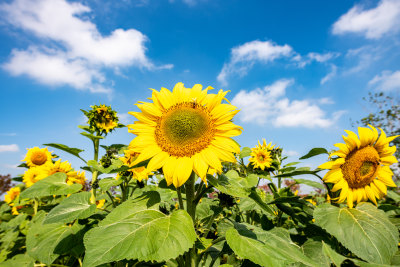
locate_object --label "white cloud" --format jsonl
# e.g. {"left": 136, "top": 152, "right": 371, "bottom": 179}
{"left": 231, "top": 79, "right": 344, "bottom": 128}
{"left": 332, "top": 0, "right": 400, "bottom": 39}
{"left": 217, "top": 40, "right": 293, "bottom": 86}
{"left": 320, "top": 64, "right": 337, "bottom": 85}
{"left": 369, "top": 70, "right": 400, "bottom": 91}
{"left": 295, "top": 52, "right": 340, "bottom": 68}
{"left": 0, "top": 0, "right": 170, "bottom": 93}
{"left": 0, "top": 144, "right": 19, "bottom": 153}
{"left": 283, "top": 150, "right": 299, "bottom": 157}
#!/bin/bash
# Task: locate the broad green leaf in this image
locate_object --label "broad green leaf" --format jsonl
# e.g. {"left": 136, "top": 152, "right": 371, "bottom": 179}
{"left": 207, "top": 173, "right": 256, "bottom": 198}
{"left": 83, "top": 209, "right": 196, "bottom": 266}
{"left": 80, "top": 132, "right": 104, "bottom": 141}
{"left": 98, "top": 177, "right": 122, "bottom": 191}
{"left": 301, "top": 241, "right": 330, "bottom": 267}
{"left": 275, "top": 168, "right": 320, "bottom": 178}
{"left": 314, "top": 203, "right": 398, "bottom": 264}
{"left": 284, "top": 162, "right": 300, "bottom": 167}
{"left": 239, "top": 147, "right": 251, "bottom": 158}
{"left": 0, "top": 254, "right": 35, "bottom": 267}
{"left": 0, "top": 230, "right": 19, "bottom": 251}
{"left": 26, "top": 211, "right": 78, "bottom": 265}
{"left": 321, "top": 241, "right": 347, "bottom": 266}
{"left": 43, "top": 143, "right": 86, "bottom": 162}
{"left": 44, "top": 192, "right": 96, "bottom": 224}
{"left": 386, "top": 190, "right": 400, "bottom": 202}
{"left": 20, "top": 173, "right": 82, "bottom": 199}
{"left": 299, "top": 148, "right": 328, "bottom": 159}
{"left": 294, "top": 179, "right": 325, "bottom": 190}
{"left": 100, "top": 191, "right": 160, "bottom": 226}
{"left": 225, "top": 224, "right": 318, "bottom": 267}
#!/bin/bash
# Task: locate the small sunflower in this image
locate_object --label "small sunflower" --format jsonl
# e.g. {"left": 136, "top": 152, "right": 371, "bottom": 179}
{"left": 248, "top": 139, "right": 275, "bottom": 170}
{"left": 23, "top": 167, "right": 46, "bottom": 187}
{"left": 128, "top": 82, "right": 242, "bottom": 187}
{"left": 4, "top": 187, "right": 20, "bottom": 204}
{"left": 319, "top": 125, "right": 399, "bottom": 208}
{"left": 41, "top": 159, "right": 82, "bottom": 185}
{"left": 118, "top": 149, "right": 153, "bottom": 181}
{"left": 86, "top": 104, "right": 119, "bottom": 134}
{"left": 23, "top": 147, "right": 53, "bottom": 167}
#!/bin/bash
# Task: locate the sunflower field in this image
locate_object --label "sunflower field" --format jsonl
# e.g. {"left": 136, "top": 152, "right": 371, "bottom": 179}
{"left": 1, "top": 82, "right": 400, "bottom": 267}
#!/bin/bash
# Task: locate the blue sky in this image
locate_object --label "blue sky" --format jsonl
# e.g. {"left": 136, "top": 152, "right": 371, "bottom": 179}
{"left": 1, "top": 0, "right": 400, "bottom": 184}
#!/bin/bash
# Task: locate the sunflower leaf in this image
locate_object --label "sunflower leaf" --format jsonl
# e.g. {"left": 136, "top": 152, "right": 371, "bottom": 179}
{"left": 239, "top": 147, "right": 251, "bottom": 159}
{"left": 98, "top": 177, "right": 122, "bottom": 191}
{"left": 294, "top": 179, "right": 325, "bottom": 189}
{"left": 299, "top": 148, "right": 329, "bottom": 160}
{"left": 20, "top": 173, "right": 82, "bottom": 199}
{"left": 225, "top": 224, "right": 319, "bottom": 267}
{"left": 43, "top": 192, "right": 96, "bottom": 224}
{"left": 82, "top": 209, "right": 196, "bottom": 266}
{"left": 43, "top": 143, "right": 86, "bottom": 163}
{"left": 314, "top": 203, "right": 398, "bottom": 264}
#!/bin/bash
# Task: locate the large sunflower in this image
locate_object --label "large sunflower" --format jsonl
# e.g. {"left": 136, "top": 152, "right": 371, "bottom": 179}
{"left": 248, "top": 139, "right": 275, "bottom": 170}
{"left": 23, "top": 147, "right": 53, "bottom": 167}
{"left": 128, "top": 82, "right": 242, "bottom": 187}
{"left": 319, "top": 125, "right": 399, "bottom": 208}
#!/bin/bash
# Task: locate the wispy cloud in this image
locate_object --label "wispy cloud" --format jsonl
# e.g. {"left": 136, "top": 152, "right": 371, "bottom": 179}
{"left": 283, "top": 150, "right": 299, "bottom": 157}
{"left": 231, "top": 79, "right": 345, "bottom": 128}
{"left": 118, "top": 113, "right": 132, "bottom": 125}
{"left": 320, "top": 64, "right": 337, "bottom": 85}
{"left": 294, "top": 52, "right": 340, "bottom": 68}
{"left": 0, "top": 144, "right": 19, "bottom": 153}
{"left": 369, "top": 70, "right": 400, "bottom": 91}
{"left": 332, "top": 0, "right": 400, "bottom": 39}
{"left": 0, "top": 0, "right": 172, "bottom": 94}
{"left": 217, "top": 40, "right": 293, "bottom": 86}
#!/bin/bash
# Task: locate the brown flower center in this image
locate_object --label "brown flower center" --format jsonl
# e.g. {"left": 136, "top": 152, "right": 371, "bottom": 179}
{"left": 155, "top": 102, "right": 215, "bottom": 157}
{"left": 341, "top": 146, "right": 379, "bottom": 188}
{"left": 31, "top": 151, "right": 47, "bottom": 165}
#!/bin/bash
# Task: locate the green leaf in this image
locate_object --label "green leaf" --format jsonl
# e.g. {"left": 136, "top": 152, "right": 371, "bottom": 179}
{"left": 0, "top": 254, "right": 35, "bottom": 267}
{"left": 83, "top": 209, "right": 196, "bottom": 266}
{"left": 275, "top": 168, "right": 320, "bottom": 178}
{"left": 294, "top": 179, "right": 325, "bottom": 190}
{"left": 321, "top": 241, "right": 348, "bottom": 266}
{"left": 239, "top": 147, "right": 251, "bottom": 159}
{"left": 301, "top": 241, "right": 330, "bottom": 267}
{"left": 386, "top": 190, "right": 400, "bottom": 202}
{"left": 20, "top": 173, "right": 82, "bottom": 199}
{"left": 299, "top": 148, "right": 329, "bottom": 159}
{"left": 207, "top": 173, "right": 256, "bottom": 198}
{"left": 26, "top": 211, "right": 78, "bottom": 265}
{"left": 98, "top": 177, "right": 123, "bottom": 191}
{"left": 44, "top": 192, "right": 96, "bottom": 224}
{"left": 225, "top": 224, "right": 318, "bottom": 267}
{"left": 80, "top": 132, "right": 104, "bottom": 141}
{"left": 87, "top": 159, "right": 129, "bottom": 174}
{"left": 43, "top": 143, "right": 86, "bottom": 162}
{"left": 314, "top": 203, "right": 398, "bottom": 264}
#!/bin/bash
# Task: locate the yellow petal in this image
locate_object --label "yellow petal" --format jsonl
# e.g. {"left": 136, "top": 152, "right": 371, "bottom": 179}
{"left": 173, "top": 157, "right": 193, "bottom": 188}
{"left": 380, "top": 156, "right": 398, "bottom": 165}
{"left": 318, "top": 158, "right": 345, "bottom": 169}
{"left": 201, "top": 148, "right": 222, "bottom": 173}
{"left": 377, "top": 167, "right": 396, "bottom": 187}
{"left": 193, "top": 153, "right": 208, "bottom": 181}
{"left": 147, "top": 151, "right": 169, "bottom": 171}
{"left": 358, "top": 127, "right": 374, "bottom": 147}
{"left": 365, "top": 185, "right": 377, "bottom": 205}
{"left": 132, "top": 146, "right": 162, "bottom": 166}
{"left": 347, "top": 189, "right": 354, "bottom": 208}
{"left": 332, "top": 179, "right": 346, "bottom": 192}
{"left": 338, "top": 182, "right": 349, "bottom": 203}
{"left": 344, "top": 130, "right": 361, "bottom": 149}
{"left": 323, "top": 168, "right": 343, "bottom": 183}
{"left": 162, "top": 156, "right": 177, "bottom": 186}
{"left": 373, "top": 179, "right": 387, "bottom": 196}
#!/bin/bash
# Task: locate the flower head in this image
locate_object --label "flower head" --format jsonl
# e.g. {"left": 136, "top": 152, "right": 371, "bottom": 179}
{"left": 23, "top": 167, "right": 46, "bottom": 187}
{"left": 248, "top": 139, "right": 276, "bottom": 170}
{"left": 4, "top": 187, "right": 20, "bottom": 204}
{"left": 319, "top": 125, "right": 399, "bottom": 208}
{"left": 118, "top": 149, "right": 153, "bottom": 182}
{"left": 40, "top": 159, "right": 85, "bottom": 185}
{"left": 23, "top": 147, "right": 53, "bottom": 167}
{"left": 128, "top": 82, "right": 242, "bottom": 187}
{"left": 85, "top": 104, "right": 119, "bottom": 134}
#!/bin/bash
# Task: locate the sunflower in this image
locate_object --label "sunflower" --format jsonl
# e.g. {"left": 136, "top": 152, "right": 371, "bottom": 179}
{"left": 248, "top": 139, "right": 275, "bottom": 170}
{"left": 117, "top": 149, "right": 153, "bottom": 181}
{"left": 23, "top": 167, "right": 46, "bottom": 187}
{"left": 23, "top": 147, "right": 53, "bottom": 167}
{"left": 41, "top": 159, "right": 83, "bottom": 185}
{"left": 86, "top": 104, "right": 119, "bottom": 134}
{"left": 319, "top": 125, "right": 399, "bottom": 208}
{"left": 128, "top": 82, "right": 242, "bottom": 187}
{"left": 4, "top": 187, "right": 20, "bottom": 204}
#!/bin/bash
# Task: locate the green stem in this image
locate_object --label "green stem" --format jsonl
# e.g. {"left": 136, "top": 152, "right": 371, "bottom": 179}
{"left": 90, "top": 138, "right": 100, "bottom": 204}
{"left": 203, "top": 213, "right": 216, "bottom": 238}
{"left": 106, "top": 191, "right": 116, "bottom": 207}
{"left": 33, "top": 198, "right": 39, "bottom": 215}
{"left": 177, "top": 187, "right": 185, "bottom": 210}
{"left": 185, "top": 172, "right": 197, "bottom": 267}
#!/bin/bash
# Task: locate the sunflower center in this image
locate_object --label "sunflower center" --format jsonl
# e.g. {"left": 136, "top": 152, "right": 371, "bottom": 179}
{"left": 341, "top": 146, "right": 380, "bottom": 188}
{"left": 31, "top": 152, "right": 47, "bottom": 165}
{"left": 155, "top": 102, "right": 214, "bottom": 157}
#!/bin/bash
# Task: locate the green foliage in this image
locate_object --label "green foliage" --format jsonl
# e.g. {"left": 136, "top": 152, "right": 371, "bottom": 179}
{"left": 43, "top": 192, "right": 96, "bottom": 224}
{"left": 20, "top": 173, "right": 82, "bottom": 199}
{"left": 299, "top": 148, "right": 329, "bottom": 160}
{"left": 314, "top": 203, "right": 398, "bottom": 264}
{"left": 43, "top": 143, "right": 86, "bottom": 163}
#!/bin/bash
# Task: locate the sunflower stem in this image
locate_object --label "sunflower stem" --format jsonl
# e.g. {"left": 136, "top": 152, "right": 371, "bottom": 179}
{"left": 177, "top": 187, "right": 184, "bottom": 210}
{"left": 90, "top": 138, "right": 100, "bottom": 204}
{"left": 185, "top": 172, "right": 197, "bottom": 267}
